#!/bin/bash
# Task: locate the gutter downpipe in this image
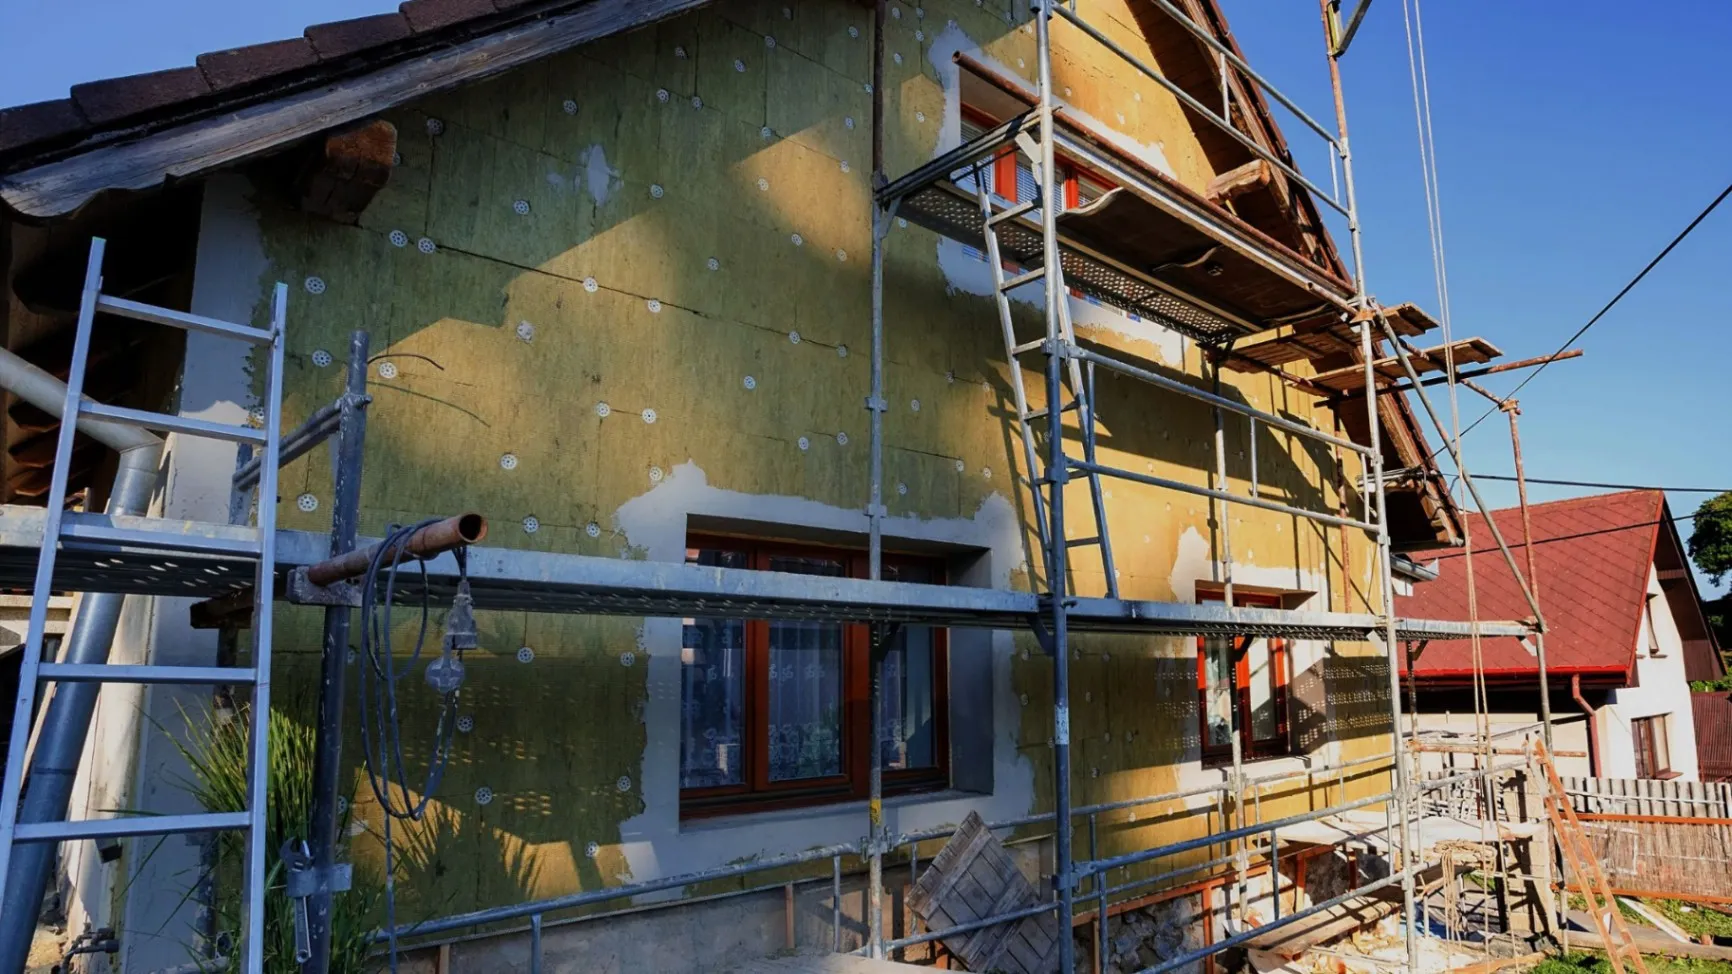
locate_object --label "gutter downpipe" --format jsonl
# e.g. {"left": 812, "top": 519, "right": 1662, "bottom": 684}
{"left": 0, "top": 345, "right": 164, "bottom": 974}
{"left": 1570, "top": 674, "right": 1600, "bottom": 778}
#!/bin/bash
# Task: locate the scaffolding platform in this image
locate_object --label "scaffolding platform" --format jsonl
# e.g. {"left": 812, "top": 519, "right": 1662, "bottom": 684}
{"left": 0, "top": 506, "right": 1530, "bottom": 642}
{"left": 878, "top": 112, "right": 1356, "bottom": 346}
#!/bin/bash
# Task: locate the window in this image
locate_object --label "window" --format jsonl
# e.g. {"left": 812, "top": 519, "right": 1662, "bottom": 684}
{"left": 1196, "top": 592, "right": 1292, "bottom": 764}
{"left": 959, "top": 109, "right": 1116, "bottom": 215}
{"left": 1645, "top": 594, "right": 1667, "bottom": 657}
{"left": 679, "top": 536, "right": 949, "bottom": 815}
{"left": 1632, "top": 715, "right": 1673, "bottom": 779}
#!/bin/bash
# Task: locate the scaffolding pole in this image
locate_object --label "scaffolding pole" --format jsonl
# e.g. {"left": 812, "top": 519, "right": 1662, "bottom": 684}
{"left": 1321, "top": 0, "right": 1419, "bottom": 965}
{"left": 1033, "top": 7, "right": 1078, "bottom": 970}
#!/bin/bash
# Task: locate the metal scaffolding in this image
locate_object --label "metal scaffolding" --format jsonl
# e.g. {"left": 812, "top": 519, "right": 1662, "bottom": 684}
{"left": 0, "top": 1, "right": 1578, "bottom": 972}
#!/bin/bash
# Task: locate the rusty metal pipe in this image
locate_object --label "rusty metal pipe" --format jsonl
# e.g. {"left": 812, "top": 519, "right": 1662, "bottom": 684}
{"left": 305, "top": 513, "right": 486, "bottom": 586}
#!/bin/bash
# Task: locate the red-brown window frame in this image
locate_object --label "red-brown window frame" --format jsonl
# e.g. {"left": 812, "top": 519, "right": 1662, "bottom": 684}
{"left": 679, "top": 533, "right": 951, "bottom": 818}
{"left": 961, "top": 103, "right": 1108, "bottom": 297}
{"left": 960, "top": 105, "right": 1106, "bottom": 209}
{"left": 1196, "top": 591, "right": 1292, "bottom": 766}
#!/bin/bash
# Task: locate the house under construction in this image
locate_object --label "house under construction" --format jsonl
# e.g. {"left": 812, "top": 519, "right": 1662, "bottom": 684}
{"left": 0, "top": 0, "right": 1605, "bottom": 972}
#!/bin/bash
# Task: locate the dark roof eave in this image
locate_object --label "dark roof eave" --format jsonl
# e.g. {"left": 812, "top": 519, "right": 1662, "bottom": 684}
{"left": 0, "top": 0, "right": 716, "bottom": 219}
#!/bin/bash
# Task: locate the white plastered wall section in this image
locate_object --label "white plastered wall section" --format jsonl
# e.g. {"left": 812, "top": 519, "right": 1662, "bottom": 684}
{"left": 1598, "top": 564, "right": 1701, "bottom": 781}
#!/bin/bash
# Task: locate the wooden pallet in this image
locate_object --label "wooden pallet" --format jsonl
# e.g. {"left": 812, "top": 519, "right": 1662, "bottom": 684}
{"left": 906, "top": 811, "right": 1063, "bottom": 973}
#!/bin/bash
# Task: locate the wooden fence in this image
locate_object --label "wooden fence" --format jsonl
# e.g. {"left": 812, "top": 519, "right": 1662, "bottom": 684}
{"left": 1561, "top": 775, "right": 1732, "bottom": 818}
{"left": 1567, "top": 814, "right": 1732, "bottom": 904}
{"left": 1693, "top": 691, "right": 1732, "bottom": 782}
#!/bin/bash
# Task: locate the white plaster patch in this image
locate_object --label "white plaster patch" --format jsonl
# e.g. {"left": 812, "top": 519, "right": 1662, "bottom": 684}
{"left": 924, "top": 22, "right": 1184, "bottom": 367}
{"left": 581, "top": 144, "right": 621, "bottom": 205}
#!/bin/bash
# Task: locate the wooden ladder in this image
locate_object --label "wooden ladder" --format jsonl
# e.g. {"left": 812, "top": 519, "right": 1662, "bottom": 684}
{"left": 1535, "top": 742, "right": 1651, "bottom": 974}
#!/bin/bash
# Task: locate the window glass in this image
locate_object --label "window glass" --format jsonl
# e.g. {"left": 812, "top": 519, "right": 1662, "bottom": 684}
{"left": 681, "top": 547, "right": 751, "bottom": 789}
{"left": 1198, "top": 594, "right": 1292, "bottom": 761}
{"left": 1247, "top": 636, "right": 1278, "bottom": 744}
{"left": 678, "top": 540, "right": 949, "bottom": 812}
{"left": 880, "top": 562, "right": 941, "bottom": 771}
{"left": 1076, "top": 170, "right": 1111, "bottom": 205}
{"left": 1201, "top": 635, "right": 1234, "bottom": 750}
{"left": 765, "top": 555, "right": 847, "bottom": 782}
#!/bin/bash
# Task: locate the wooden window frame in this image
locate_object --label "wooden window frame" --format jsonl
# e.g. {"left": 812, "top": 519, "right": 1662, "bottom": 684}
{"left": 1631, "top": 715, "right": 1676, "bottom": 780}
{"left": 1195, "top": 591, "right": 1293, "bottom": 766}
{"left": 680, "top": 533, "right": 951, "bottom": 818}
{"left": 959, "top": 104, "right": 1111, "bottom": 212}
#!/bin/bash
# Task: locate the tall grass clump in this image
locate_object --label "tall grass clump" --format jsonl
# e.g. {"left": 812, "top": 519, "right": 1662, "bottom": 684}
{"left": 173, "top": 702, "right": 379, "bottom": 973}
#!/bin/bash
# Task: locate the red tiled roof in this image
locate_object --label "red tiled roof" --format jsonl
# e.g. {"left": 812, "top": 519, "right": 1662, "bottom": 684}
{"left": 1395, "top": 489, "right": 1667, "bottom": 683}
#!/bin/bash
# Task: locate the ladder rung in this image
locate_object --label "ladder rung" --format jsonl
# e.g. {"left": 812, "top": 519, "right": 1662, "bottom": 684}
{"left": 999, "top": 266, "right": 1047, "bottom": 292}
{"left": 1066, "top": 536, "right": 1102, "bottom": 548}
{"left": 14, "top": 810, "right": 250, "bottom": 843}
{"left": 59, "top": 521, "right": 262, "bottom": 557}
{"left": 987, "top": 200, "right": 1039, "bottom": 227}
{"left": 1011, "top": 339, "right": 1046, "bottom": 356}
{"left": 1021, "top": 400, "right": 1079, "bottom": 424}
{"left": 80, "top": 402, "right": 266, "bottom": 446}
{"left": 38, "top": 664, "right": 257, "bottom": 686}
{"left": 97, "top": 295, "right": 274, "bottom": 345}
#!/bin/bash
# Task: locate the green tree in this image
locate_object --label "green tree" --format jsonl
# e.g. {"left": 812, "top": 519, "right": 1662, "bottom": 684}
{"left": 1688, "top": 491, "right": 1732, "bottom": 587}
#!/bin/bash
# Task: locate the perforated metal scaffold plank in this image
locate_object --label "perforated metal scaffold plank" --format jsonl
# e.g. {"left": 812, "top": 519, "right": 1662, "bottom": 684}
{"left": 0, "top": 506, "right": 1529, "bottom": 642}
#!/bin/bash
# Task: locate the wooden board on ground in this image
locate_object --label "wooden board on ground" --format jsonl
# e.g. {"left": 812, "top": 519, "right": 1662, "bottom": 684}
{"left": 906, "top": 811, "right": 1063, "bottom": 973}
{"left": 728, "top": 953, "right": 937, "bottom": 973}
{"left": 1244, "top": 894, "right": 1399, "bottom": 959}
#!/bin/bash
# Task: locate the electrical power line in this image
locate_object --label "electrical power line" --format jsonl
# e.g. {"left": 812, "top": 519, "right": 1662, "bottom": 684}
{"left": 1425, "top": 178, "right": 1732, "bottom": 454}
{"left": 1473, "top": 475, "right": 1731, "bottom": 495}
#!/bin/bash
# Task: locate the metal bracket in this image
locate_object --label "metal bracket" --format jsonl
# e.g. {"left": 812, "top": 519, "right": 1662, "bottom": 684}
{"left": 864, "top": 503, "right": 888, "bottom": 518}
{"left": 286, "top": 568, "right": 362, "bottom": 607}
{"left": 863, "top": 395, "right": 888, "bottom": 412}
{"left": 1031, "top": 614, "right": 1057, "bottom": 657}
{"left": 284, "top": 861, "right": 353, "bottom": 899}
{"left": 281, "top": 839, "right": 352, "bottom": 965}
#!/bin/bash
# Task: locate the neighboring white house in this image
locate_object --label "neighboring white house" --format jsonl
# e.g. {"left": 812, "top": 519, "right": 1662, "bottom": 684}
{"left": 1396, "top": 489, "right": 1724, "bottom": 781}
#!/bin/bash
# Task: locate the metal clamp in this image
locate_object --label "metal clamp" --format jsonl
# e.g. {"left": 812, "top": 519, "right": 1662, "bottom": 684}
{"left": 285, "top": 568, "right": 362, "bottom": 607}
{"left": 282, "top": 837, "right": 353, "bottom": 965}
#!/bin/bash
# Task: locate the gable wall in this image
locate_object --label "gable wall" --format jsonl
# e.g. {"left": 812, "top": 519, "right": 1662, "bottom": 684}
{"left": 161, "top": 0, "right": 1394, "bottom": 940}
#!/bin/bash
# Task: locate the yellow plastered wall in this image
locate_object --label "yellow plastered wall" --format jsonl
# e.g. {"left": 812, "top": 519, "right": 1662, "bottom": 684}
{"left": 244, "top": 0, "right": 1391, "bottom": 922}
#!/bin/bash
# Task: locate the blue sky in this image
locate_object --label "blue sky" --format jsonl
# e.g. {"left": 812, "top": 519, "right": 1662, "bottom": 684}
{"left": 1217, "top": 0, "right": 1732, "bottom": 594}
{"left": 3, "top": 1, "right": 1727, "bottom": 593}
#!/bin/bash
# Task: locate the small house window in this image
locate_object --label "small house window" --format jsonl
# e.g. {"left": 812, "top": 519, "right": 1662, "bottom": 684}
{"left": 679, "top": 536, "right": 949, "bottom": 815}
{"left": 1631, "top": 715, "right": 1673, "bottom": 779}
{"left": 1645, "top": 595, "right": 1667, "bottom": 657}
{"left": 1196, "top": 591, "right": 1292, "bottom": 764}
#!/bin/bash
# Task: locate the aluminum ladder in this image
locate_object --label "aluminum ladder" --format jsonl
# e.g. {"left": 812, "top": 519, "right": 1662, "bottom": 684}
{"left": 0, "top": 237, "right": 286, "bottom": 973}
{"left": 970, "top": 145, "right": 1119, "bottom": 598}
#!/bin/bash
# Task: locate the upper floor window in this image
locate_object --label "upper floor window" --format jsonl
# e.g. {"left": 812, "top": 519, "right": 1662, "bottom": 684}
{"left": 959, "top": 108, "right": 1114, "bottom": 212}
{"left": 1196, "top": 591, "right": 1292, "bottom": 765}
{"left": 679, "top": 535, "right": 949, "bottom": 816}
{"left": 1645, "top": 593, "right": 1667, "bottom": 657}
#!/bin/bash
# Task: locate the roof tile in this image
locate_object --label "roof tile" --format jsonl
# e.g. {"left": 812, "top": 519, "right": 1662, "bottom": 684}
{"left": 305, "top": 13, "right": 414, "bottom": 61}
{"left": 70, "top": 67, "right": 212, "bottom": 127}
{"left": 0, "top": 99, "right": 88, "bottom": 156}
{"left": 198, "top": 38, "right": 319, "bottom": 92}
{"left": 1397, "top": 490, "right": 1665, "bottom": 681}
{"left": 399, "top": 0, "right": 501, "bottom": 33}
